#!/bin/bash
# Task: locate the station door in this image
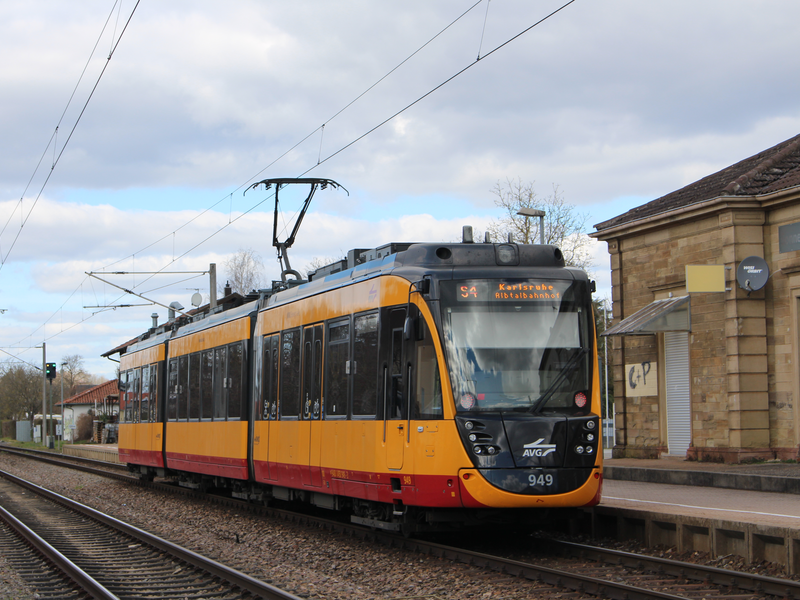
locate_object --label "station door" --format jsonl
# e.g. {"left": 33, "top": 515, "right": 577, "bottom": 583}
{"left": 665, "top": 331, "right": 691, "bottom": 456}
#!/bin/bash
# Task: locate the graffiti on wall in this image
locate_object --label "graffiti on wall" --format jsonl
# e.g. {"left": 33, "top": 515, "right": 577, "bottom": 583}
{"left": 625, "top": 361, "right": 658, "bottom": 397}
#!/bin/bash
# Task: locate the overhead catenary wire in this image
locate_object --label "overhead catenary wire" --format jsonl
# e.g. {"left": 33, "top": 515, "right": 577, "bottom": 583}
{"left": 0, "top": 0, "right": 142, "bottom": 272}
{"left": 5, "top": 0, "right": 578, "bottom": 357}
{"left": 20, "top": 1, "right": 490, "bottom": 320}
{"left": 0, "top": 1, "right": 127, "bottom": 245}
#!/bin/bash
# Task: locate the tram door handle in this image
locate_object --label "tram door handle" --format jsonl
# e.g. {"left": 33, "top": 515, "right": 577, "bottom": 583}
{"left": 397, "top": 424, "right": 404, "bottom": 431}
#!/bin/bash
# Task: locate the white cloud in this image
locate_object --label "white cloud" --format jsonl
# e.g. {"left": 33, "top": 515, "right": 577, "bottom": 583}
{"left": 2, "top": 0, "right": 799, "bottom": 377}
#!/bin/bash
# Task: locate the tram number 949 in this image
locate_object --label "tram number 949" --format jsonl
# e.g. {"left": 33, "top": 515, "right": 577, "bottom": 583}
{"left": 529, "top": 473, "right": 555, "bottom": 487}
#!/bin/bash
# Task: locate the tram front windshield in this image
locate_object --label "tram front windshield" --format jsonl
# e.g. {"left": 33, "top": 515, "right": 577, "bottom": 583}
{"left": 441, "top": 279, "right": 592, "bottom": 413}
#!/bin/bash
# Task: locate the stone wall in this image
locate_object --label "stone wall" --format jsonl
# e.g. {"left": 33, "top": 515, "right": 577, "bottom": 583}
{"left": 604, "top": 200, "right": 800, "bottom": 461}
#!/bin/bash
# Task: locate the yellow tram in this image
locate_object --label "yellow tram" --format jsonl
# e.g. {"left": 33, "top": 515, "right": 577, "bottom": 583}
{"left": 117, "top": 238, "right": 602, "bottom": 532}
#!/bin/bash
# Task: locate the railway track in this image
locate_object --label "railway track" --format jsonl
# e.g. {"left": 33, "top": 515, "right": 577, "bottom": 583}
{"left": 0, "top": 468, "right": 302, "bottom": 600}
{"left": 3, "top": 445, "right": 800, "bottom": 599}
{"left": 0, "top": 516, "right": 94, "bottom": 599}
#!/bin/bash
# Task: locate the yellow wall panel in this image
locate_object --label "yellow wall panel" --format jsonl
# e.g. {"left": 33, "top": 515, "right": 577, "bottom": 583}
{"left": 166, "top": 421, "right": 248, "bottom": 459}
{"left": 170, "top": 318, "right": 251, "bottom": 357}
{"left": 121, "top": 344, "right": 165, "bottom": 370}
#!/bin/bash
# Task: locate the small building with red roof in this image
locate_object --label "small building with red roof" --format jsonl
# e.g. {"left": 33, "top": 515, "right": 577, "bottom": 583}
{"left": 56, "top": 379, "right": 119, "bottom": 442}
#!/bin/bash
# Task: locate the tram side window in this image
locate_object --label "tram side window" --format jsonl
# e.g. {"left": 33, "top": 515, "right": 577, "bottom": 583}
{"left": 325, "top": 320, "right": 350, "bottom": 417}
{"left": 228, "top": 342, "right": 244, "bottom": 419}
{"left": 414, "top": 315, "right": 443, "bottom": 419}
{"left": 301, "top": 325, "right": 323, "bottom": 420}
{"left": 167, "top": 358, "right": 178, "bottom": 421}
{"left": 126, "top": 368, "right": 139, "bottom": 423}
{"left": 121, "top": 370, "right": 133, "bottom": 423}
{"left": 201, "top": 349, "right": 213, "bottom": 419}
{"left": 140, "top": 365, "right": 150, "bottom": 423}
{"left": 149, "top": 363, "right": 159, "bottom": 422}
{"left": 188, "top": 352, "right": 201, "bottom": 420}
{"left": 261, "top": 334, "right": 279, "bottom": 420}
{"left": 352, "top": 312, "right": 379, "bottom": 417}
{"left": 177, "top": 355, "right": 189, "bottom": 420}
{"left": 213, "top": 346, "right": 227, "bottom": 419}
{"left": 387, "top": 308, "right": 406, "bottom": 419}
{"left": 280, "top": 328, "right": 301, "bottom": 417}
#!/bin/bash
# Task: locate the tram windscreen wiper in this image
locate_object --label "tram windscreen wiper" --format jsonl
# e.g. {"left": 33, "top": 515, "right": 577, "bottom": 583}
{"left": 529, "top": 348, "right": 588, "bottom": 414}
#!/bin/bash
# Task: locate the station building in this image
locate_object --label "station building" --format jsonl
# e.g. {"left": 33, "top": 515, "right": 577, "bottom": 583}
{"left": 592, "top": 133, "right": 800, "bottom": 462}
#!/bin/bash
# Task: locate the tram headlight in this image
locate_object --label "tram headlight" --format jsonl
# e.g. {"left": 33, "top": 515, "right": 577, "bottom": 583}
{"left": 464, "top": 421, "right": 474, "bottom": 431}
{"left": 496, "top": 244, "right": 518, "bottom": 265}
{"left": 574, "top": 392, "right": 587, "bottom": 408}
{"left": 469, "top": 433, "right": 477, "bottom": 442}
{"left": 487, "top": 446, "right": 497, "bottom": 455}
{"left": 474, "top": 446, "right": 483, "bottom": 455}
{"left": 575, "top": 446, "right": 585, "bottom": 454}
{"left": 585, "top": 446, "right": 594, "bottom": 454}
{"left": 585, "top": 420, "right": 596, "bottom": 430}
{"left": 586, "top": 433, "right": 595, "bottom": 442}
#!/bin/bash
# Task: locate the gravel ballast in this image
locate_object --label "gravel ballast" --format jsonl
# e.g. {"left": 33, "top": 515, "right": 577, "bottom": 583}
{"left": 0, "top": 454, "right": 550, "bottom": 599}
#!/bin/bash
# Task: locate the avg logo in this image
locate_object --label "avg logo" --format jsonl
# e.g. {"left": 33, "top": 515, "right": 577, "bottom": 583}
{"left": 522, "top": 438, "right": 557, "bottom": 457}
{"left": 368, "top": 283, "right": 378, "bottom": 303}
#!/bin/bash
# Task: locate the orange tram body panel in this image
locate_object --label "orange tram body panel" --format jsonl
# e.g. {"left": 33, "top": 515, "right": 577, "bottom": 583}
{"left": 116, "top": 241, "right": 602, "bottom": 531}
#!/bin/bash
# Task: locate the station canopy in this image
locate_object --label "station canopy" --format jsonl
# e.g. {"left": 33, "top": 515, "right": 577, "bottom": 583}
{"left": 602, "top": 295, "right": 690, "bottom": 336}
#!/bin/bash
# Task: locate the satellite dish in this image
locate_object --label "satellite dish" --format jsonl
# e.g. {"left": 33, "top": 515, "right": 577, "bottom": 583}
{"left": 191, "top": 292, "right": 203, "bottom": 307}
{"left": 736, "top": 256, "right": 769, "bottom": 292}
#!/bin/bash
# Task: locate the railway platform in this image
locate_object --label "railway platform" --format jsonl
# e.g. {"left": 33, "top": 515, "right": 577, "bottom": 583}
{"left": 62, "top": 443, "right": 120, "bottom": 464}
{"left": 596, "top": 455, "right": 800, "bottom": 574}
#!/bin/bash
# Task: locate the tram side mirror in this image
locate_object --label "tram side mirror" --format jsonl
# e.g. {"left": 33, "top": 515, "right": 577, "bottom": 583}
{"left": 414, "top": 279, "right": 431, "bottom": 294}
{"left": 404, "top": 316, "right": 416, "bottom": 341}
{"left": 404, "top": 315, "right": 426, "bottom": 341}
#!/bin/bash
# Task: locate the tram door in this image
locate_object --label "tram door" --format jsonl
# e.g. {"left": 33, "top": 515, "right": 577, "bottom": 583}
{"left": 385, "top": 309, "right": 407, "bottom": 470}
{"left": 302, "top": 324, "right": 324, "bottom": 486}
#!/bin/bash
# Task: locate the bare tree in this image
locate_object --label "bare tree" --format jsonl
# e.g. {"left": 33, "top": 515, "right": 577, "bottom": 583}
{"left": 220, "top": 248, "right": 266, "bottom": 295}
{"left": 0, "top": 364, "right": 42, "bottom": 421}
{"left": 59, "top": 354, "right": 90, "bottom": 396}
{"left": 486, "top": 178, "right": 593, "bottom": 270}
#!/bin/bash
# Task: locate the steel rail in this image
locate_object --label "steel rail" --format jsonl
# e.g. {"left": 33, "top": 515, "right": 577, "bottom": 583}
{"left": 5, "top": 445, "right": 800, "bottom": 599}
{"left": 551, "top": 539, "right": 800, "bottom": 599}
{"left": 0, "top": 469, "right": 303, "bottom": 600}
{"left": 0, "top": 503, "right": 118, "bottom": 600}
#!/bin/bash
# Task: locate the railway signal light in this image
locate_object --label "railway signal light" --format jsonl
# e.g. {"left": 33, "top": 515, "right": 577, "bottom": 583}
{"left": 45, "top": 362, "right": 56, "bottom": 380}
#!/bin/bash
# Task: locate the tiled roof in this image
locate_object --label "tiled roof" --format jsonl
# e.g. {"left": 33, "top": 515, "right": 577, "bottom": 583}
{"left": 595, "top": 133, "right": 800, "bottom": 232}
{"left": 57, "top": 379, "right": 118, "bottom": 407}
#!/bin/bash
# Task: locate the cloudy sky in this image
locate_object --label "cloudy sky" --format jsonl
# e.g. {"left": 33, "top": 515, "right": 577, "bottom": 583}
{"left": 2, "top": 1, "right": 799, "bottom": 380}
